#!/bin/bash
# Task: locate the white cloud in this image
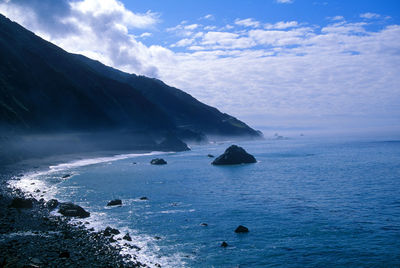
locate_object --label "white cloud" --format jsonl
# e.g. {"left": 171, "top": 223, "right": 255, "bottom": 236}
{"left": 276, "top": 0, "right": 294, "bottom": 3}
{"left": 360, "top": 12, "right": 381, "bottom": 19}
{"left": 235, "top": 18, "right": 261, "bottom": 28}
{"left": 201, "top": 14, "right": 214, "bottom": 20}
{"left": 264, "top": 21, "right": 299, "bottom": 29}
{"left": 328, "top": 16, "right": 345, "bottom": 21}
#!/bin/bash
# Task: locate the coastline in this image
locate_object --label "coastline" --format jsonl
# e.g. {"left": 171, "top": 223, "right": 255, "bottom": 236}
{"left": 0, "top": 150, "right": 161, "bottom": 268}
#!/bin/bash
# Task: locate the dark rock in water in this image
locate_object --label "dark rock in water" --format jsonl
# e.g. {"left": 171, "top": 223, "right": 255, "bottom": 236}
{"left": 154, "top": 236, "right": 161, "bottom": 240}
{"left": 132, "top": 162, "right": 137, "bottom": 165}
{"left": 104, "top": 227, "right": 120, "bottom": 236}
{"left": 107, "top": 199, "right": 122, "bottom": 206}
{"left": 62, "top": 174, "right": 71, "bottom": 179}
{"left": 221, "top": 241, "right": 228, "bottom": 247}
{"left": 123, "top": 233, "right": 132, "bottom": 241}
{"left": 46, "top": 199, "right": 59, "bottom": 210}
{"left": 207, "top": 154, "right": 214, "bottom": 158}
{"left": 139, "top": 197, "right": 148, "bottom": 200}
{"left": 200, "top": 223, "right": 208, "bottom": 226}
{"left": 150, "top": 158, "right": 167, "bottom": 165}
{"left": 212, "top": 145, "right": 256, "bottom": 165}
{"left": 59, "top": 251, "right": 70, "bottom": 258}
{"left": 158, "top": 135, "right": 190, "bottom": 152}
{"left": 58, "top": 203, "right": 90, "bottom": 218}
{"left": 9, "top": 197, "right": 33, "bottom": 209}
{"left": 234, "top": 225, "right": 249, "bottom": 233}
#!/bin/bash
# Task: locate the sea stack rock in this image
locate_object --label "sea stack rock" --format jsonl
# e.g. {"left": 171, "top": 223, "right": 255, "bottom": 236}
{"left": 58, "top": 202, "right": 90, "bottom": 218}
{"left": 150, "top": 158, "right": 167, "bottom": 165}
{"left": 234, "top": 225, "right": 249, "bottom": 233}
{"left": 212, "top": 145, "right": 256, "bottom": 165}
{"left": 107, "top": 199, "right": 122, "bottom": 206}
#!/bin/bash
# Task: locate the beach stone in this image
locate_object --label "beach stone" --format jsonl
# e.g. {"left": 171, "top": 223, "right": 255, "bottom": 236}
{"left": 221, "top": 241, "right": 228, "bottom": 247}
{"left": 150, "top": 158, "right": 167, "bottom": 165}
{"left": 58, "top": 203, "right": 90, "bottom": 218}
{"left": 9, "top": 197, "right": 33, "bottom": 209}
{"left": 212, "top": 145, "right": 256, "bottom": 165}
{"left": 234, "top": 225, "right": 249, "bottom": 233}
{"left": 107, "top": 199, "right": 122, "bottom": 206}
{"left": 46, "top": 199, "right": 59, "bottom": 210}
{"left": 59, "top": 251, "right": 70, "bottom": 258}
{"left": 123, "top": 233, "right": 132, "bottom": 241}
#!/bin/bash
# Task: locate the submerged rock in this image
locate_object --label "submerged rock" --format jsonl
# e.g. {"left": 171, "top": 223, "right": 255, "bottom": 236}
{"left": 58, "top": 203, "right": 90, "bottom": 218}
{"left": 9, "top": 197, "right": 33, "bottom": 209}
{"left": 200, "top": 223, "right": 208, "bottom": 226}
{"left": 212, "top": 145, "right": 256, "bottom": 165}
{"left": 234, "top": 225, "right": 249, "bottom": 233}
{"left": 107, "top": 199, "right": 122, "bottom": 206}
{"left": 62, "top": 174, "right": 71, "bottom": 179}
{"left": 139, "top": 197, "right": 148, "bottom": 200}
{"left": 207, "top": 154, "right": 214, "bottom": 158}
{"left": 221, "top": 241, "right": 228, "bottom": 247}
{"left": 150, "top": 158, "right": 167, "bottom": 165}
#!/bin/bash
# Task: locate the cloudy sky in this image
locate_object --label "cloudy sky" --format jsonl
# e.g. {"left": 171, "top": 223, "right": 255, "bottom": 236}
{"left": 1, "top": 0, "right": 399, "bottom": 135}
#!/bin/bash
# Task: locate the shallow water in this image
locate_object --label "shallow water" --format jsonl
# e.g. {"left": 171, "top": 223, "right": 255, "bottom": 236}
{"left": 11, "top": 138, "right": 400, "bottom": 267}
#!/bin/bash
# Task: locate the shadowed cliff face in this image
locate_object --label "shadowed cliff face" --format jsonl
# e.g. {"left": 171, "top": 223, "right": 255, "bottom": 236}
{"left": 0, "top": 13, "right": 262, "bottom": 162}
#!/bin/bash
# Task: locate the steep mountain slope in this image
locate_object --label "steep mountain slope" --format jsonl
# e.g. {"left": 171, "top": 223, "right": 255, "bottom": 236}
{"left": 0, "top": 14, "right": 261, "bottom": 143}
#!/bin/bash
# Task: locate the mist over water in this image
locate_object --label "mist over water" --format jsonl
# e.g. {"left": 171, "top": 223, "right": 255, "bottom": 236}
{"left": 10, "top": 136, "right": 400, "bottom": 267}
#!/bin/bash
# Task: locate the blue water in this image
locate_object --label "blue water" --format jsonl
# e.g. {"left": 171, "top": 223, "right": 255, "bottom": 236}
{"left": 15, "top": 138, "right": 400, "bottom": 267}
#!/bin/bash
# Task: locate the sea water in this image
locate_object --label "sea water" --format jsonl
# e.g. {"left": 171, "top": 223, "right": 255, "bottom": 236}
{"left": 10, "top": 137, "right": 400, "bottom": 267}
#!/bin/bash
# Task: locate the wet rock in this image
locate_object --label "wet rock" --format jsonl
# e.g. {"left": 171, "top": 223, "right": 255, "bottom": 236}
{"left": 154, "top": 236, "right": 161, "bottom": 240}
{"left": 58, "top": 203, "right": 90, "bottom": 218}
{"left": 107, "top": 199, "right": 122, "bottom": 206}
{"left": 31, "top": 258, "right": 41, "bottom": 264}
{"left": 212, "top": 145, "right": 256, "bottom": 165}
{"left": 207, "top": 154, "right": 214, "bottom": 158}
{"left": 9, "top": 197, "right": 33, "bottom": 209}
{"left": 150, "top": 158, "right": 167, "bottom": 165}
{"left": 62, "top": 174, "right": 71, "bottom": 179}
{"left": 200, "top": 223, "right": 208, "bottom": 226}
{"left": 104, "top": 227, "right": 120, "bottom": 236}
{"left": 139, "top": 197, "right": 148, "bottom": 200}
{"left": 221, "top": 241, "right": 228, "bottom": 247}
{"left": 46, "top": 199, "right": 59, "bottom": 210}
{"left": 234, "top": 225, "right": 249, "bottom": 233}
{"left": 59, "top": 251, "right": 70, "bottom": 258}
{"left": 123, "top": 233, "right": 132, "bottom": 241}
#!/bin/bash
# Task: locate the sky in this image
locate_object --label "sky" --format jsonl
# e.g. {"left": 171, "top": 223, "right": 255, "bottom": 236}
{"left": 1, "top": 0, "right": 399, "bottom": 136}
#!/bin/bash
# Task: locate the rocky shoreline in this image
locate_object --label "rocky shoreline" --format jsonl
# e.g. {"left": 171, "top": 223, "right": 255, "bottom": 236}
{"left": 0, "top": 157, "right": 154, "bottom": 268}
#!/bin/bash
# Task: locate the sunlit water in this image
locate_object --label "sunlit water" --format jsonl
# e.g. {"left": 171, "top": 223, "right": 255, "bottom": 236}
{"left": 10, "top": 138, "right": 400, "bottom": 267}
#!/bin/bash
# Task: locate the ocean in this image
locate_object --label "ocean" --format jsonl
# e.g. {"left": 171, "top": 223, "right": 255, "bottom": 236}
{"left": 10, "top": 137, "right": 400, "bottom": 267}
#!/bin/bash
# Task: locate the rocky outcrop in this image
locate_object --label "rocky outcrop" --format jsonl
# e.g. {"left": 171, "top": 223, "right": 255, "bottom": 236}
{"left": 158, "top": 135, "right": 190, "bottom": 152}
{"left": 58, "top": 203, "right": 90, "bottom": 218}
{"left": 9, "top": 197, "right": 33, "bottom": 209}
{"left": 104, "top": 227, "right": 120, "bottom": 236}
{"left": 107, "top": 199, "right": 122, "bottom": 206}
{"left": 212, "top": 145, "right": 256, "bottom": 165}
{"left": 150, "top": 158, "right": 167, "bottom": 165}
{"left": 46, "top": 199, "right": 59, "bottom": 210}
{"left": 123, "top": 233, "right": 132, "bottom": 241}
{"left": 221, "top": 241, "right": 228, "bottom": 247}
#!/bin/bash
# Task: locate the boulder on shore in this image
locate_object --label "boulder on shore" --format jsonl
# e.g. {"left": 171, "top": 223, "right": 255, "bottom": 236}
{"left": 150, "top": 158, "right": 167, "bottom": 165}
{"left": 107, "top": 199, "right": 122, "bottom": 206}
{"left": 234, "top": 225, "right": 249, "bottom": 233}
{"left": 212, "top": 145, "right": 256, "bottom": 165}
{"left": 104, "top": 227, "right": 120, "bottom": 236}
{"left": 58, "top": 202, "right": 90, "bottom": 218}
